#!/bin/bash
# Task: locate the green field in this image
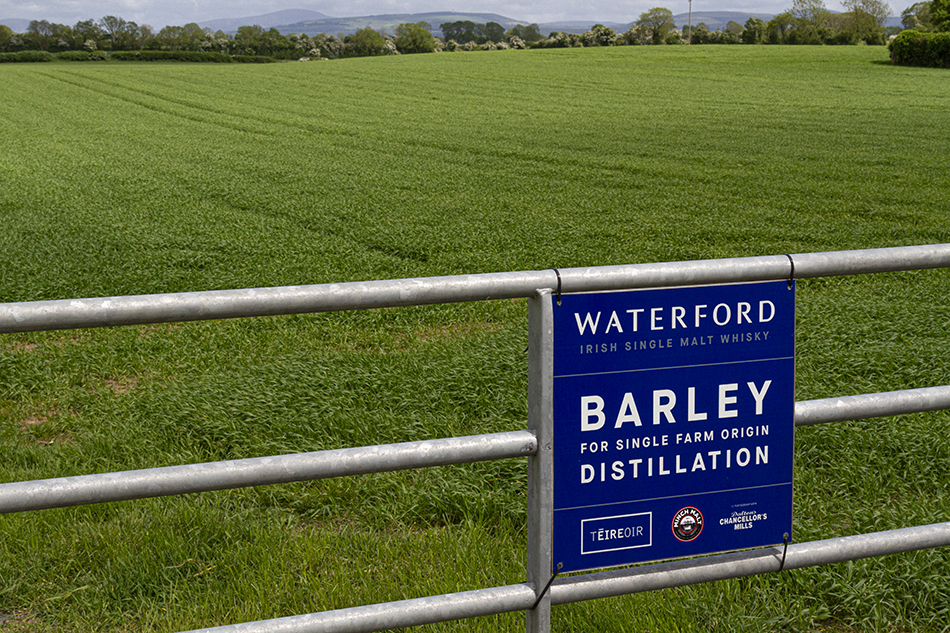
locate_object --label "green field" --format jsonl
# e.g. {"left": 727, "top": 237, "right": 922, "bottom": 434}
{"left": 1, "top": 46, "right": 950, "bottom": 632}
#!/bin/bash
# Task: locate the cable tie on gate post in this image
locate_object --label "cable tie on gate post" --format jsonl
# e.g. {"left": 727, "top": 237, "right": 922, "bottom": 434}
{"left": 531, "top": 562, "right": 563, "bottom": 610}
{"left": 552, "top": 269, "right": 562, "bottom": 306}
{"left": 785, "top": 254, "right": 795, "bottom": 289}
{"left": 778, "top": 533, "right": 790, "bottom": 572}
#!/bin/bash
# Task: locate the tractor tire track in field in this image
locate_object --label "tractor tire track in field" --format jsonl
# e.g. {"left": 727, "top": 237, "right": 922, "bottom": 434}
{"left": 33, "top": 69, "right": 279, "bottom": 139}
{"left": 33, "top": 68, "right": 646, "bottom": 195}
{"left": 32, "top": 69, "right": 362, "bottom": 146}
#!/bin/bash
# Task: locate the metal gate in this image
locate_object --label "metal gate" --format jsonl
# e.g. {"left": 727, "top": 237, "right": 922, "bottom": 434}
{"left": 2, "top": 244, "right": 949, "bottom": 633}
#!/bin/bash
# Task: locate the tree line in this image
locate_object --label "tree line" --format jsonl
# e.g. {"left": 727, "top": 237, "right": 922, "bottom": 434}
{"left": 1, "top": 0, "right": 948, "bottom": 60}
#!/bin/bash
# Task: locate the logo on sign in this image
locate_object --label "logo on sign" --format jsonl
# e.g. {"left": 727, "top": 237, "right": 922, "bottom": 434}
{"left": 671, "top": 506, "right": 704, "bottom": 542}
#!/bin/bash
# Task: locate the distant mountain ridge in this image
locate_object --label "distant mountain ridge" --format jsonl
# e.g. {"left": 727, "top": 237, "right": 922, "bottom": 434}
{"left": 0, "top": 18, "right": 31, "bottom": 32}
{"left": 199, "top": 9, "right": 329, "bottom": 32}
{"left": 265, "top": 12, "right": 524, "bottom": 37}
{"left": 203, "top": 9, "right": 783, "bottom": 37}
{"left": 671, "top": 11, "right": 777, "bottom": 30}
{"left": 2, "top": 8, "right": 902, "bottom": 37}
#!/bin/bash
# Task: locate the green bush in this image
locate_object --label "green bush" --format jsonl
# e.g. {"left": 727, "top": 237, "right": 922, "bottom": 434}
{"left": 0, "top": 50, "right": 54, "bottom": 63}
{"left": 829, "top": 31, "right": 860, "bottom": 45}
{"left": 110, "top": 50, "right": 232, "bottom": 63}
{"left": 231, "top": 54, "right": 277, "bottom": 63}
{"left": 889, "top": 29, "right": 950, "bottom": 67}
{"left": 57, "top": 51, "right": 94, "bottom": 61}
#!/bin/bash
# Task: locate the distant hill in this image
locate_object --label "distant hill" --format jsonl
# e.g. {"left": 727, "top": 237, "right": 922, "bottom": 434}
{"left": 199, "top": 9, "right": 329, "bottom": 33}
{"left": 0, "top": 18, "right": 31, "bottom": 32}
{"left": 528, "top": 14, "right": 775, "bottom": 36}
{"left": 535, "top": 21, "right": 629, "bottom": 35}
{"left": 670, "top": 11, "right": 776, "bottom": 30}
{"left": 2, "top": 9, "right": 903, "bottom": 38}
{"left": 275, "top": 12, "right": 525, "bottom": 37}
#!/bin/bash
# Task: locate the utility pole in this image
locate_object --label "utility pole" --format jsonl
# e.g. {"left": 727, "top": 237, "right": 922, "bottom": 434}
{"left": 688, "top": 0, "right": 693, "bottom": 44}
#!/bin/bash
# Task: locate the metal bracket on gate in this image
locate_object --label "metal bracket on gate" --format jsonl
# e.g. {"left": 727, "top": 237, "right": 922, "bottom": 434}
{"left": 778, "top": 533, "right": 790, "bottom": 572}
{"left": 531, "top": 562, "right": 563, "bottom": 610}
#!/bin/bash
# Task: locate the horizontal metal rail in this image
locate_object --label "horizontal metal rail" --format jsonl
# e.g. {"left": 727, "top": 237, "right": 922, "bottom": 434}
{"left": 4, "top": 388, "right": 948, "bottom": 514}
{"left": 794, "top": 385, "right": 950, "bottom": 426}
{"left": 2, "top": 244, "right": 948, "bottom": 333}
{"left": 185, "top": 583, "right": 539, "bottom": 633}
{"left": 550, "top": 521, "right": 950, "bottom": 605}
{"left": 178, "top": 522, "right": 950, "bottom": 633}
{"left": 0, "top": 431, "right": 536, "bottom": 514}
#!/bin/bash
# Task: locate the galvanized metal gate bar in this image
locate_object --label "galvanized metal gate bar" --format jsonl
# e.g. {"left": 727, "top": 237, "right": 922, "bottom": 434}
{"left": 0, "top": 431, "right": 537, "bottom": 514}
{"left": 3, "top": 387, "right": 949, "bottom": 514}
{"left": 177, "top": 522, "right": 950, "bottom": 633}
{"left": 2, "top": 244, "right": 948, "bottom": 333}
{"left": 526, "top": 291, "right": 555, "bottom": 633}
{"left": 549, "top": 521, "right": 950, "bottom": 605}
{"left": 184, "top": 583, "right": 539, "bottom": 633}
{"left": 794, "top": 385, "right": 950, "bottom": 426}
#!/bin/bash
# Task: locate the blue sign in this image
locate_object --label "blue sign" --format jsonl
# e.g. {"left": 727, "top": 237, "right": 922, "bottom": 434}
{"left": 552, "top": 281, "right": 795, "bottom": 573}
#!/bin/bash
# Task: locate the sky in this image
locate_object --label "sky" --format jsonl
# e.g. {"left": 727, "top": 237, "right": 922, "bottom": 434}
{"left": 0, "top": 0, "right": 862, "bottom": 30}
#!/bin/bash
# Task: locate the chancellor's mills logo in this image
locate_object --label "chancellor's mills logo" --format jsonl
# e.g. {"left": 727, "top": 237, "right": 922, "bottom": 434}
{"left": 671, "top": 507, "right": 704, "bottom": 542}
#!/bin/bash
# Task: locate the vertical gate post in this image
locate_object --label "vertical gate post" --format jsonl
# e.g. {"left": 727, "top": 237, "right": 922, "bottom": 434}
{"left": 527, "top": 290, "right": 555, "bottom": 633}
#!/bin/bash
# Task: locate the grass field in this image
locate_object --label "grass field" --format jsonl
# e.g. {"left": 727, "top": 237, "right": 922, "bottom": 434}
{"left": 1, "top": 45, "right": 949, "bottom": 632}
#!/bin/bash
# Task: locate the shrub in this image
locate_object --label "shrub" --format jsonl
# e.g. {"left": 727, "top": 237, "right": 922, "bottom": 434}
{"left": 542, "top": 32, "right": 579, "bottom": 48}
{"left": 889, "top": 29, "right": 950, "bottom": 67}
{"left": 57, "top": 51, "right": 92, "bottom": 61}
{"left": 829, "top": 31, "right": 860, "bottom": 45}
{"left": 584, "top": 24, "right": 618, "bottom": 46}
{"left": 346, "top": 27, "right": 387, "bottom": 57}
{"left": 231, "top": 55, "right": 277, "bottom": 63}
{"left": 110, "top": 50, "right": 232, "bottom": 62}
{"left": 0, "top": 50, "right": 54, "bottom": 63}
{"left": 394, "top": 22, "right": 436, "bottom": 54}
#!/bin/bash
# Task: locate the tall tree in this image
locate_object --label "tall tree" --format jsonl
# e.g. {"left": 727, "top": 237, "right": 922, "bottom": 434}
{"left": 766, "top": 12, "right": 795, "bottom": 42}
{"left": 902, "top": 1, "right": 934, "bottom": 29}
{"left": 99, "top": 15, "right": 127, "bottom": 45}
{"left": 506, "top": 23, "right": 543, "bottom": 41}
{"left": 844, "top": 0, "right": 891, "bottom": 27}
{"left": 441, "top": 21, "right": 479, "bottom": 44}
{"left": 73, "top": 19, "right": 104, "bottom": 48}
{"left": 0, "top": 24, "right": 12, "bottom": 51}
{"left": 933, "top": 0, "right": 950, "bottom": 30}
{"left": 395, "top": 22, "right": 435, "bottom": 54}
{"left": 347, "top": 27, "right": 387, "bottom": 56}
{"left": 790, "top": 0, "right": 832, "bottom": 42}
{"left": 26, "top": 20, "right": 56, "bottom": 50}
{"left": 483, "top": 21, "right": 505, "bottom": 43}
{"left": 842, "top": 0, "right": 890, "bottom": 42}
{"left": 742, "top": 17, "right": 767, "bottom": 43}
{"left": 636, "top": 7, "right": 676, "bottom": 44}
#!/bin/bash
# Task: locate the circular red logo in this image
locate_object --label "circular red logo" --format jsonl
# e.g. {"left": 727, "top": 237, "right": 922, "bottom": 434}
{"left": 671, "top": 506, "right": 704, "bottom": 542}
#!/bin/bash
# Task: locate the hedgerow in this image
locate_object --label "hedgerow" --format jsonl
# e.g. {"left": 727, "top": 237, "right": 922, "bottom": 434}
{"left": 231, "top": 54, "right": 278, "bottom": 63}
{"left": 889, "top": 30, "right": 950, "bottom": 67}
{"left": 57, "top": 50, "right": 106, "bottom": 61}
{"left": 0, "top": 50, "right": 53, "bottom": 63}
{"left": 109, "top": 50, "right": 231, "bottom": 62}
